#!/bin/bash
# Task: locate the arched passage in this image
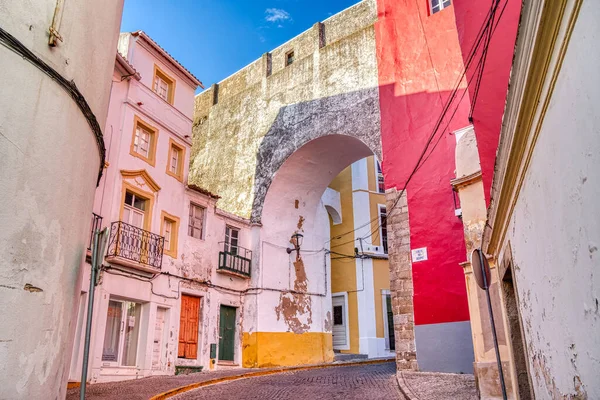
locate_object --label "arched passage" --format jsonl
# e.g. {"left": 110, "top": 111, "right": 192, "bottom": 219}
{"left": 243, "top": 134, "right": 378, "bottom": 367}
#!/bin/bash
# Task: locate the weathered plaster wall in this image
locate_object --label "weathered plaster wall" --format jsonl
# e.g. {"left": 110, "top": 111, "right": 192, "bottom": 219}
{"left": 502, "top": 5, "right": 600, "bottom": 397}
{"left": 190, "top": 0, "right": 380, "bottom": 221}
{"left": 0, "top": 1, "right": 123, "bottom": 398}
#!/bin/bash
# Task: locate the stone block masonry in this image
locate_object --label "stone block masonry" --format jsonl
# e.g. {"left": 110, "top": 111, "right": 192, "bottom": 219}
{"left": 385, "top": 188, "right": 417, "bottom": 371}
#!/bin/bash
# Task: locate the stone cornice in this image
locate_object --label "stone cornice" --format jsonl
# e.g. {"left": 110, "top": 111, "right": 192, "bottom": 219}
{"left": 451, "top": 170, "right": 482, "bottom": 190}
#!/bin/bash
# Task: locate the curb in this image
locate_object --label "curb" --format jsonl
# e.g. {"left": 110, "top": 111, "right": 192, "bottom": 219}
{"left": 397, "top": 371, "right": 419, "bottom": 400}
{"left": 150, "top": 358, "right": 395, "bottom": 400}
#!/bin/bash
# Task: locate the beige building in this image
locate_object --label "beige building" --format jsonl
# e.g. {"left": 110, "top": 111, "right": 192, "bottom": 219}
{"left": 456, "top": 0, "right": 600, "bottom": 398}
{"left": 0, "top": 1, "right": 124, "bottom": 398}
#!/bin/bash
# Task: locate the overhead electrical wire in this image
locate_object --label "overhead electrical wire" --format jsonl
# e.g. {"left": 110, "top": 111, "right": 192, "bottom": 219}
{"left": 327, "top": 0, "right": 504, "bottom": 251}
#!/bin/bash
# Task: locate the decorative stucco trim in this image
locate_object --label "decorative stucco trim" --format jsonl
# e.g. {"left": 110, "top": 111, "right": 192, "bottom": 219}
{"left": 485, "top": 0, "right": 583, "bottom": 255}
{"left": 121, "top": 169, "right": 162, "bottom": 193}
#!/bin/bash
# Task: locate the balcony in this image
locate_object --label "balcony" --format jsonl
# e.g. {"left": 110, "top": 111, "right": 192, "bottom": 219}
{"left": 106, "top": 221, "right": 164, "bottom": 273}
{"left": 218, "top": 242, "right": 252, "bottom": 278}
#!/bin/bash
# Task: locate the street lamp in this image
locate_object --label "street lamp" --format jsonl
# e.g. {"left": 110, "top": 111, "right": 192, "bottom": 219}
{"left": 286, "top": 232, "right": 304, "bottom": 259}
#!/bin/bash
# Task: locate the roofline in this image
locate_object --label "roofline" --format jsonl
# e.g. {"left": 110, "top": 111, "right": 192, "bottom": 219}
{"left": 130, "top": 31, "right": 204, "bottom": 89}
{"left": 116, "top": 52, "right": 141, "bottom": 81}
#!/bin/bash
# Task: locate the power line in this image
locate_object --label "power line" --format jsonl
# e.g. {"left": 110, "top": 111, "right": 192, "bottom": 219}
{"left": 328, "top": 0, "right": 503, "bottom": 250}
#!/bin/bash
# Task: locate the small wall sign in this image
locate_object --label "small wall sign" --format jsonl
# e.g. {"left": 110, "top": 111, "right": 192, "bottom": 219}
{"left": 411, "top": 247, "right": 428, "bottom": 262}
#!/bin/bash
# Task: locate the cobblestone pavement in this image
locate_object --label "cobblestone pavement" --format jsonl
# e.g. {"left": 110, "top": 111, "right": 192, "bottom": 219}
{"left": 398, "top": 371, "right": 478, "bottom": 400}
{"left": 174, "top": 362, "right": 404, "bottom": 400}
{"left": 66, "top": 368, "right": 257, "bottom": 400}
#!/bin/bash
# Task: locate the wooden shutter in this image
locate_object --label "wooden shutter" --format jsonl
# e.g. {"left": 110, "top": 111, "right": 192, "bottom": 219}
{"left": 178, "top": 295, "right": 200, "bottom": 359}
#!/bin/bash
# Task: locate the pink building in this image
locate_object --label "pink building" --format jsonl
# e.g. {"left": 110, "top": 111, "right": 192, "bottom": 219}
{"left": 69, "top": 32, "right": 253, "bottom": 385}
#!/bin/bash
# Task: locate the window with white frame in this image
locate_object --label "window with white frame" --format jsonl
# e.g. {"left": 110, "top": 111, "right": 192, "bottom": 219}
{"left": 102, "top": 299, "right": 142, "bottom": 366}
{"left": 133, "top": 125, "right": 152, "bottom": 158}
{"left": 377, "top": 161, "right": 385, "bottom": 194}
{"left": 225, "top": 226, "right": 240, "bottom": 255}
{"left": 430, "top": 0, "right": 451, "bottom": 14}
{"left": 188, "top": 203, "right": 205, "bottom": 239}
{"left": 163, "top": 218, "right": 173, "bottom": 250}
{"left": 154, "top": 75, "right": 169, "bottom": 100}
{"left": 379, "top": 205, "right": 388, "bottom": 254}
{"left": 123, "top": 191, "right": 147, "bottom": 228}
{"left": 170, "top": 146, "right": 179, "bottom": 174}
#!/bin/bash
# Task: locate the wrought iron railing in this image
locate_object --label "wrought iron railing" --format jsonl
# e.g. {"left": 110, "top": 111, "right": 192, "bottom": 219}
{"left": 218, "top": 242, "right": 252, "bottom": 277}
{"left": 88, "top": 213, "right": 103, "bottom": 251}
{"left": 106, "top": 221, "right": 164, "bottom": 270}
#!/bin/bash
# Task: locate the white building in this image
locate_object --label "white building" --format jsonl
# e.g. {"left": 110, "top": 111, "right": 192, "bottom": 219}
{"left": 0, "top": 1, "right": 124, "bottom": 398}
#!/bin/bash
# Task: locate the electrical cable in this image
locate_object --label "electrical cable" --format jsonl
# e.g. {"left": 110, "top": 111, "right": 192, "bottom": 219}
{"left": 0, "top": 27, "right": 106, "bottom": 185}
{"left": 337, "top": 0, "right": 507, "bottom": 247}
{"left": 327, "top": 2, "right": 500, "bottom": 250}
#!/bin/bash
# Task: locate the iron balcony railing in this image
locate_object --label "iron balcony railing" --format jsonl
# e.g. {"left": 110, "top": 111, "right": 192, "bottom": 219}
{"left": 88, "top": 213, "right": 103, "bottom": 251}
{"left": 218, "top": 242, "right": 252, "bottom": 277}
{"left": 106, "top": 221, "right": 164, "bottom": 270}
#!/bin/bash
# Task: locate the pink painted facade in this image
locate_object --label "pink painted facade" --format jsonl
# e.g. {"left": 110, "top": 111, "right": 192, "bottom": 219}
{"left": 69, "top": 32, "right": 254, "bottom": 384}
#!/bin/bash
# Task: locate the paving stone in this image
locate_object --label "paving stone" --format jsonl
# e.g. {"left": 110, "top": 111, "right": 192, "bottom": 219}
{"left": 174, "top": 362, "right": 403, "bottom": 400}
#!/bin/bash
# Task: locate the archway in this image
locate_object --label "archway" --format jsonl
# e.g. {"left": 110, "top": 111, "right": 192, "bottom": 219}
{"left": 242, "top": 134, "right": 385, "bottom": 367}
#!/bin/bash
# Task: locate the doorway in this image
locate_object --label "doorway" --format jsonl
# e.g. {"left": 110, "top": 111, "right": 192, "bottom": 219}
{"left": 332, "top": 294, "right": 349, "bottom": 350}
{"left": 152, "top": 307, "right": 168, "bottom": 371}
{"left": 178, "top": 295, "right": 200, "bottom": 359}
{"left": 218, "top": 305, "right": 236, "bottom": 362}
{"left": 502, "top": 264, "right": 533, "bottom": 400}
{"left": 101, "top": 299, "right": 142, "bottom": 367}
{"left": 383, "top": 292, "right": 396, "bottom": 351}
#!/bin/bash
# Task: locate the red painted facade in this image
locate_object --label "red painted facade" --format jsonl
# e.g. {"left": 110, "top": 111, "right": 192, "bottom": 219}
{"left": 375, "top": 0, "right": 471, "bottom": 325}
{"left": 452, "top": 0, "right": 522, "bottom": 204}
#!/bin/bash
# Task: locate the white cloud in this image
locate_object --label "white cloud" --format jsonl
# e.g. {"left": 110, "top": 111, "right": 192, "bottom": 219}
{"left": 265, "top": 8, "right": 291, "bottom": 24}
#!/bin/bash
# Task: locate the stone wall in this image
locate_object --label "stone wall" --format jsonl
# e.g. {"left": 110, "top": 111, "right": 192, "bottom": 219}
{"left": 385, "top": 188, "right": 417, "bottom": 371}
{"left": 190, "top": 0, "right": 380, "bottom": 221}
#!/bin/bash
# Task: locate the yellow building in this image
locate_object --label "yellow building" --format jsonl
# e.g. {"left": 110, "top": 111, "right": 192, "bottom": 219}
{"left": 325, "top": 156, "right": 395, "bottom": 358}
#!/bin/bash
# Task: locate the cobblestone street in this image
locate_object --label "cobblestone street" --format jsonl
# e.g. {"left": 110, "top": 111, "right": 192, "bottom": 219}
{"left": 173, "top": 362, "right": 403, "bottom": 400}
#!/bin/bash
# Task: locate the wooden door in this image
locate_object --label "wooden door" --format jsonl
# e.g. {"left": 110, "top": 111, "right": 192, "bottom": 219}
{"left": 152, "top": 307, "right": 167, "bottom": 370}
{"left": 218, "top": 305, "right": 236, "bottom": 361}
{"left": 178, "top": 295, "right": 200, "bottom": 359}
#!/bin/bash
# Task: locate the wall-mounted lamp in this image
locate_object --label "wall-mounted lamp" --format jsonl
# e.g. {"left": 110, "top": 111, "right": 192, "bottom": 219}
{"left": 286, "top": 233, "right": 304, "bottom": 259}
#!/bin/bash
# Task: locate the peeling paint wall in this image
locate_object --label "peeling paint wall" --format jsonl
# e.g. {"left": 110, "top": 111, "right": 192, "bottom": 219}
{"left": 0, "top": 1, "right": 124, "bottom": 398}
{"left": 500, "top": 4, "right": 600, "bottom": 397}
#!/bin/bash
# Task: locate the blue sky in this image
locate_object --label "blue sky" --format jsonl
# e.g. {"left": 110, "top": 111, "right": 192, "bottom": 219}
{"left": 120, "top": 0, "right": 361, "bottom": 92}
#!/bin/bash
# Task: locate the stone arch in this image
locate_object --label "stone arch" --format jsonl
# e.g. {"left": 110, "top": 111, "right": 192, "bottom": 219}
{"left": 250, "top": 88, "right": 382, "bottom": 224}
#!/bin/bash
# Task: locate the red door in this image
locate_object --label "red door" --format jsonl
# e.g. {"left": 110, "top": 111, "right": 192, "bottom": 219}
{"left": 178, "top": 295, "right": 200, "bottom": 359}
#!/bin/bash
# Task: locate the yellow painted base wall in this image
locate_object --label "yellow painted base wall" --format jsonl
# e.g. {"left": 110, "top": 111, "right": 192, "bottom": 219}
{"left": 242, "top": 332, "right": 334, "bottom": 368}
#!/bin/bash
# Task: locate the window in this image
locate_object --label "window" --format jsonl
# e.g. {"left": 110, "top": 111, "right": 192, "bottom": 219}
{"left": 377, "top": 161, "right": 385, "bottom": 194}
{"left": 161, "top": 211, "right": 180, "bottom": 258}
{"left": 379, "top": 206, "right": 388, "bottom": 254}
{"left": 225, "top": 226, "right": 239, "bottom": 255}
{"left": 285, "top": 50, "right": 295, "bottom": 66}
{"left": 152, "top": 65, "right": 175, "bottom": 104}
{"left": 130, "top": 117, "right": 158, "bottom": 166}
{"left": 333, "top": 305, "right": 343, "bottom": 325}
{"left": 102, "top": 300, "right": 142, "bottom": 366}
{"left": 430, "top": 0, "right": 451, "bottom": 14}
{"left": 166, "top": 139, "right": 185, "bottom": 182}
{"left": 123, "top": 191, "right": 147, "bottom": 228}
{"left": 188, "top": 203, "right": 205, "bottom": 239}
